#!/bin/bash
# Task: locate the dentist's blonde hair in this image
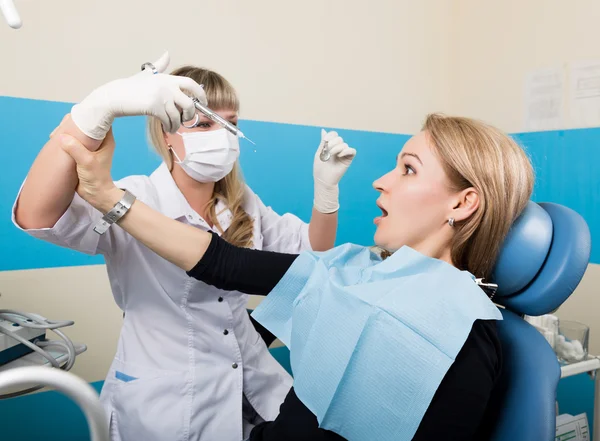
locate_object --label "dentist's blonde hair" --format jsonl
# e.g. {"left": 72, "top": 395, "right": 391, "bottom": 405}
{"left": 423, "top": 113, "right": 534, "bottom": 280}
{"left": 147, "top": 66, "right": 254, "bottom": 248}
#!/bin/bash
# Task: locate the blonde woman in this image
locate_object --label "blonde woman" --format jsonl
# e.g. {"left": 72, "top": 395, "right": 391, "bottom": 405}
{"left": 59, "top": 113, "right": 533, "bottom": 441}
{"left": 13, "top": 61, "right": 355, "bottom": 441}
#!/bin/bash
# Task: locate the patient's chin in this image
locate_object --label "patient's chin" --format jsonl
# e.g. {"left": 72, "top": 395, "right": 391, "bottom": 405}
{"left": 374, "top": 230, "right": 392, "bottom": 250}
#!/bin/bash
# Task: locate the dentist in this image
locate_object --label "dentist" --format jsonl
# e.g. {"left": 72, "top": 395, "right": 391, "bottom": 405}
{"left": 13, "top": 53, "right": 356, "bottom": 441}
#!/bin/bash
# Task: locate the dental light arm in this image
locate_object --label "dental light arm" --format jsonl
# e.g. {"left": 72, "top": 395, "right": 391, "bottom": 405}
{"left": 0, "top": 0, "right": 22, "bottom": 29}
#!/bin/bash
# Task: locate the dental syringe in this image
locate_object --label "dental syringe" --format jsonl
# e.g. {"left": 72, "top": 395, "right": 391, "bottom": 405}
{"left": 192, "top": 98, "right": 255, "bottom": 145}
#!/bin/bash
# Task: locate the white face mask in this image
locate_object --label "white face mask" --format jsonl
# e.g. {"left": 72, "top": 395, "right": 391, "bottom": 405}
{"left": 171, "top": 128, "right": 240, "bottom": 183}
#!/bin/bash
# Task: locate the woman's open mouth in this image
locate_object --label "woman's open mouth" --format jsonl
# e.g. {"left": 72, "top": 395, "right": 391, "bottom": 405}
{"left": 374, "top": 202, "right": 388, "bottom": 225}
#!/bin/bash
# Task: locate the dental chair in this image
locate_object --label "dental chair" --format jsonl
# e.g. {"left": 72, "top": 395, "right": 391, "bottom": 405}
{"left": 485, "top": 201, "right": 591, "bottom": 441}
{"left": 265, "top": 201, "right": 591, "bottom": 441}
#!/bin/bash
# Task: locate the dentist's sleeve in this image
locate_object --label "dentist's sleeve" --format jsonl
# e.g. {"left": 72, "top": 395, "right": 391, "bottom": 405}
{"left": 12, "top": 182, "right": 113, "bottom": 256}
{"left": 11, "top": 175, "right": 150, "bottom": 256}
{"left": 248, "top": 188, "right": 312, "bottom": 253}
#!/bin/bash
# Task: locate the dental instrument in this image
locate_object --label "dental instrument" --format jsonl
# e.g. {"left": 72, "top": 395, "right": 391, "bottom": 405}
{"left": 319, "top": 140, "right": 331, "bottom": 162}
{"left": 141, "top": 61, "right": 256, "bottom": 145}
{"left": 191, "top": 98, "right": 256, "bottom": 145}
{"left": 0, "top": 308, "right": 86, "bottom": 399}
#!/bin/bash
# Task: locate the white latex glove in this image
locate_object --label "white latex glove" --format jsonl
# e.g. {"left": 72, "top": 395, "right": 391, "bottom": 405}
{"left": 71, "top": 51, "right": 207, "bottom": 142}
{"left": 313, "top": 129, "right": 357, "bottom": 213}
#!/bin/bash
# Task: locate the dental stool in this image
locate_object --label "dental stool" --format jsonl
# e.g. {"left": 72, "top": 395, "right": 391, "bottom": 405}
{"left": 486, "top": 202, "right": 591, "bottom": 441}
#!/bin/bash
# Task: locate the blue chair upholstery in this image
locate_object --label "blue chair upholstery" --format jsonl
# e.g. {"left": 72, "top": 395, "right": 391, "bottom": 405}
{"left": 487, "top": 202, "right": 591, "bottom": 441}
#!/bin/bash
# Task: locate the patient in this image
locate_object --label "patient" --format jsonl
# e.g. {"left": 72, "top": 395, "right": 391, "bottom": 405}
{"left": 58, "top": 113, "right": 533, "bottom": 440}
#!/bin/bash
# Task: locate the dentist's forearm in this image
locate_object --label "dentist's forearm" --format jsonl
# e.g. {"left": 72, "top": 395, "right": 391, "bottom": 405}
{"left": 308, "top": 208, "right": 337, "bottom": 251}
{"left": 15, "top": 116, "right": 102, "bottom": 229}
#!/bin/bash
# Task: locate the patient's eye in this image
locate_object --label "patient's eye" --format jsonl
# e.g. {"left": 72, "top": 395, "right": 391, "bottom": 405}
{"left": 402, "top": 164, "right": 416, "bottom": 176}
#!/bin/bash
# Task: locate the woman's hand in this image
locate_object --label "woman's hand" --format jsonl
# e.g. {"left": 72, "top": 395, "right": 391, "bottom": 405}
{"left": 313, "top": 129, "right": 357, "bottom": 213}
{"left": 70, "top": 52, "right": 207, "bottom": 144}
{"left": 59, "top": 125, "right": 212, "bottom": 272}
{"left": 58, "top": 130, "right": 123, "bottom": 213}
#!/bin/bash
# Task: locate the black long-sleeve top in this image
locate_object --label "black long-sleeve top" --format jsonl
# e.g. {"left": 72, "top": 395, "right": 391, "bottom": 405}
{"left": 187, "top": 233, "right": 502, "bottom": 441}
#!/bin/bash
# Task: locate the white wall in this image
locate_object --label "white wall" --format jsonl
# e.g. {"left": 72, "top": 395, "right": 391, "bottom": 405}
{"left": 451, "top": 0, "right": 600, "bottom": 132}
{"left": 0, "top": 0, "right": 454, "bottom": 134}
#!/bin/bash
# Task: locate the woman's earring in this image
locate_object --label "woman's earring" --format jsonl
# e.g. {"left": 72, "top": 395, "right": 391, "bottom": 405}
{"left": 448, "top": 218, "right": 455, "bottom": 227}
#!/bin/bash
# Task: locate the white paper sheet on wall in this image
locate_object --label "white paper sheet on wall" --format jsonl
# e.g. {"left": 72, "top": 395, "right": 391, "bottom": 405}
{"left": 569, "top": 60, "right": 600, "bottom": 128}
{"left": 524, "top": 67, "right": 565, "bottom": 131}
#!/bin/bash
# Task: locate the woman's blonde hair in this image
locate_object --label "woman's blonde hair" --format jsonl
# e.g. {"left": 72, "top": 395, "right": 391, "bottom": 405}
{"left": 423, "top": 113, "right": 534, "bottom": 280}
{"left": 147, "top": 66, "right": 254, "bottom": 248}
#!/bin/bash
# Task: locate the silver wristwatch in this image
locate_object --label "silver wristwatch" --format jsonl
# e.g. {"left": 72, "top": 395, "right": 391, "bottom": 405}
{"left": 93, "top": 190, "right": 137, "bottom": 235}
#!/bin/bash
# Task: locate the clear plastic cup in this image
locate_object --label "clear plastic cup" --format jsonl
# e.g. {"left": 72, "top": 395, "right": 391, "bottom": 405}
{"left": 556, "top": 320, "right": 589, "bottom": 363}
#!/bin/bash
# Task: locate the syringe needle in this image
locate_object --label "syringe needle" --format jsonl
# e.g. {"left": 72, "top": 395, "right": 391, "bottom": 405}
{"left": 241, "top": 134, "right": 256, "bottom": 146}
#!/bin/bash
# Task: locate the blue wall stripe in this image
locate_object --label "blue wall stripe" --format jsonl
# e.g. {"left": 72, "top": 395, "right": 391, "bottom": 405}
{"left": 0, "top": 96, "right": 406, "bottom": 271}
{"left": 0, "top": 96, "right": 598, "bottom": 271}
{"left": 513, "top": 129, "right": 599, "bottom": 263}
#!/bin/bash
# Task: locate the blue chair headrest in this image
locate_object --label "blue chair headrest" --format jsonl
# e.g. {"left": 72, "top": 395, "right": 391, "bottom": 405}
{"left": 491, "top": 201, "right": 591, "bottom": 316}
